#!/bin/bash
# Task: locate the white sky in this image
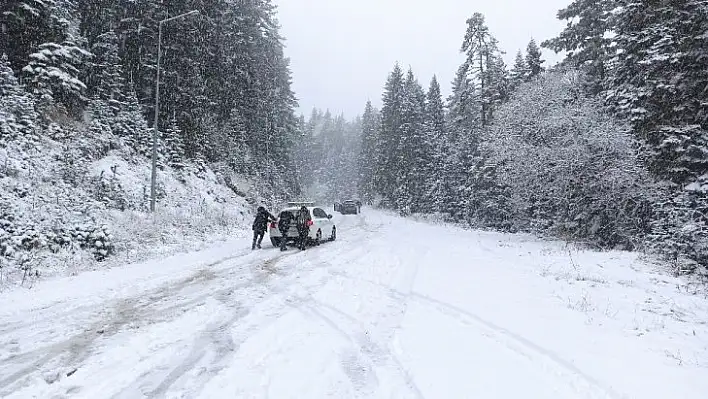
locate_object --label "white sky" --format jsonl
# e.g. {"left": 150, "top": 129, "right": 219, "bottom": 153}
{"left": 273, "top": 0, "right": 570, "bottom": 118}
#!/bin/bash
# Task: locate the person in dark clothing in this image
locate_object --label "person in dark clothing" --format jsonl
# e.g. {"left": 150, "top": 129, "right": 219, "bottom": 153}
{"left": 295, "top": 206, "right": 312, "bottom": 250}
{"left": 252, "top": 206, "right": 276, "bottom": 250}
{"left": 278, "top": 210, "right": 294, "bottom": 251}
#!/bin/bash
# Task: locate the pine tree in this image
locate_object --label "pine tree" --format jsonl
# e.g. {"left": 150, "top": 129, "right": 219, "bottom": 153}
{"left": 0, "top": 0, "right": 67, "bottom": 75}
{"left": 87, "top": 30, "right": 125, "bottom": 112}
{"left": 424, "top": 75, "right": 446, "bottom": 212}
{"left": 377, "top": 63, "right": 405, "bottom": 206}
{"left": 162, "top": 114, "right": 186, "bottom": 169}
{"left": 525, "top": 39, "right": 544, "bottom": 80}
{"left": 115, "top": 87, "right": 151, "bottom": 157}
{"left": 397, "top": 68, "right": 428, "bottom": 213}
{"left": 605, "top": 1, "right": 708, "bottom": 185}
{"left": 21, "top": 40, "right": 91, "bottom": 114}
{"left": 484, "top": 52, "right": 510, "bottom": 114}
{"left": 358, "top": 100, "right": 381, "bottom": 203}
{"left": 460, "top": 12, "right": 504, "bottom": 126}
{"left": 0, "top": 54, "right": 39, "bottom": 141}
{"left": 542, "top": 0, "right": 616, "bottom": 93}
{"left": 510, "top": 50, "right": 530, "bottom": 89}
{"left": 447, "top": 62, "right": 475, "bottom": 141}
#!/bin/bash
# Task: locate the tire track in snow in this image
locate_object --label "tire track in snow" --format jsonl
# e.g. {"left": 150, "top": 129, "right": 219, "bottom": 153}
{"left": 109, "top": 246, "right": 343, "bottom": 399}
{"left": 408, "top": 292, "right": 622, "bottom": 399}
{"left": 108, "top": 253, "right": 302, "bottom": 399}
{"left": 0, "top": 249, "right": 279, "bottom": 396}
{"left": 0, "top": 271, "right": 215, "bottom": 394}
{"left": 319, "top": 263, "right": 620, "bottom": 399}
{"left": 0, "top": 249, "right": 253, "bottom": 334}
{"left": 300, "top": 300, "right": 425, "bottom": 399}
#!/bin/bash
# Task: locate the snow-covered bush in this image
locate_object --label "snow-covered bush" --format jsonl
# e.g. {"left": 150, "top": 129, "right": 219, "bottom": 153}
{"left": 480, "top": 71, "right": 658, "bottom": 249}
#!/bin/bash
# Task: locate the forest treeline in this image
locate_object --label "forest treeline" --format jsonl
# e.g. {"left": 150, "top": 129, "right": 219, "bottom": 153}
{"left": 312, "top": 2, "right": 707, "bottom": 274}
{"left": 2, "top": 1, "right": 707, "bottom": 274}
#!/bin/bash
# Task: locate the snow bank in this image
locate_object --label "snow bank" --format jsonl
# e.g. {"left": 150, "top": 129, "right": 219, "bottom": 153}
{"left": 0, "top": 126, "right": 259, "bottom": 290}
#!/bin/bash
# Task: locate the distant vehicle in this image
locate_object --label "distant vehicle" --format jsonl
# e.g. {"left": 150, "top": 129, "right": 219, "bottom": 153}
{"left": 339, "top": 199, "right": 359, "bottom": 215}
{"left": 269, "top": 204, "right": 336, "bottom": 247}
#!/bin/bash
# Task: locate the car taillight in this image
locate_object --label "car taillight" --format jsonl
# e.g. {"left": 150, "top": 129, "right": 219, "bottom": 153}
{"left": 307, "top": 220, "right": 313, "bottom": 226}
{"left": 270, "top": 222, "right": 277, "bottom": 228}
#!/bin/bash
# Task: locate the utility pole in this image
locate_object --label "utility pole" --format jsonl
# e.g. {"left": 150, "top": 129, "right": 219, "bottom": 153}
{"left": 150, "top": 9, "right": 200, "bottom": 212}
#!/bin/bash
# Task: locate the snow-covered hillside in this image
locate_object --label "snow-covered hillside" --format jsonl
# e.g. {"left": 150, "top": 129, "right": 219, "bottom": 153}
{"left": 1, "top": 209, "right": 705, "bottom": 398}
{"left": 0, "top": 124, "right": 259, "bottom": 287}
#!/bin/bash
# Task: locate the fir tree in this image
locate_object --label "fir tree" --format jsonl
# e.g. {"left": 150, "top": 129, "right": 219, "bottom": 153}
{"left": 21, "top": 40, "right": 91, "bottom": 114}
{"left": 542, "top": 0, "right": 616, "bottom": 93}
{"left": 424, "top": 75, "right": 446, "bottom": 212}
{"left": 358, "top": 100, "right": 380, "bottom": 203}
{"left": 510, "top": 50, "right": 530, "bottom": 89}
{"left": 0, "top": 0, "right": 67, "bottom": 75}
{"left": 460, "top": 12, "right": 504, "bottom": 126}
{"left": 87, "top": 30, "right": 125, "bottom": 112}
{"left": 605, "top": 0, "right": 708, "bottom": 185}
{"left": 398, "top": 68, "right": 428, "bottom": 212}
{"left": 162, "top": 114, "right": 186, "bottom": 169}
{"left": 0, "top": 54, "right": 38, "bottom": 141}
{"left": 377, "top": 63, "right": 405, "bottom": 205}
{"left": 525, "top": 39, "right": 544, "bottom": 80}
{"left": 115, "top": 86, "right": 151, "bottom": 157}
{"left": 447, "top": 62, "right": 475, "bottom": 142}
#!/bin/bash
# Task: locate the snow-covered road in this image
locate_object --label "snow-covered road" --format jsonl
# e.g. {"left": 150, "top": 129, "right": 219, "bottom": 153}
{"left": 1, "top": 210, "right": 707, "bottom": 398}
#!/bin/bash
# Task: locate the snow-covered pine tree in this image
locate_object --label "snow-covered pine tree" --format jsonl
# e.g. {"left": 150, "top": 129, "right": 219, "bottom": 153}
{"left": 424, "top": 76, "right": 446, "bottom": 213}
{"left": 162, "top": 114, "right": 186, "bottom": 169}
{"left": 21, "top": 40, "right": 91, "bottom": 115}
{"left": 0, "top": 54, "right": 39, "bottom": 142}
{"left": 87, "top": 30, "right": 125, "bottom": 113}
{"left": 397, "top": 68, "right": 428, "bottom": 213}
{"left": 605, "top": 0, "right": 708, "bottom": 185}
{"left": 460, "top": 12, "right": 504, "bottom": 126}
{"left": 542, "top": 0, "right": 616, "bottom": 93}
{"left": 447, "top": 62, "right": 475, "bottom": 143}
{"left": 0, "top": 0, "right": 67, "bottom": 75}
{"left": 377, "top": 63, "right": 406, "bottom": 206}
{"left": 357, "top": 101, "right": 381, "bottom": 203}
{"left": 509, "top": 50, "right": 530, "bottom": 91}
{"left": 525, "top": 38, "right": 544, "bottom": 80}
{"left": 442, "top": 63, "right": 475, "bottom": 219}
{"left": 483, "top": 52, "right": 510, "bottom": 118}
{"left": 115, "top": 86, "right": 151, "bottom": 157}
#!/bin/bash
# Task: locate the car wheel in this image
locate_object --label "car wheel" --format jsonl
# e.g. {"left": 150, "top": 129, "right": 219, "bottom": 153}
{"left": 270, "top": 237, "right": 281, "bottom": 247}
{"left": 316, "top": 229, "right": 322, "bottom": 245}
{"left": 330, "top": 226, "right": 336, "bottom": 241}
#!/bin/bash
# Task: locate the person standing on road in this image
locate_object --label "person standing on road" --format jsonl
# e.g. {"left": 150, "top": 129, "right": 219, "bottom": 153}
{"left": 252, "top": 206, "right": 276, "bottom": 250}
{"left": 295, "top": 206, "right": 312, "bottom": 250}
{"left": 278, "top": 210, "right": 294, "bottom": 251}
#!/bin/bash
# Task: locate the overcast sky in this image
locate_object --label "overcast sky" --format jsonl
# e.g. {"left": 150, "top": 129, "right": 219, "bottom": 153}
{"left": 273, "top": 0, "right": 570, "bottom": 119}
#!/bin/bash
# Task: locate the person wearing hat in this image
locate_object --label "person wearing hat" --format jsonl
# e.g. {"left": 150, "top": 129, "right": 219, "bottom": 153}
{"left": 252, "top": 206, "right": 276, "bottom": 250}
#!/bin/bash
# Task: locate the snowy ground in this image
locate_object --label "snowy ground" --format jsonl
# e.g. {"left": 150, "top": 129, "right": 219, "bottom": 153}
{"left": 1, "top": 209, "right": 706, "bottom": 398}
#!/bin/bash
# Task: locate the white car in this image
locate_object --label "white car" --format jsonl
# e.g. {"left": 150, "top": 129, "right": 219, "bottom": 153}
{"left": 269, "top": 205, "right": 336, "bottom": 247}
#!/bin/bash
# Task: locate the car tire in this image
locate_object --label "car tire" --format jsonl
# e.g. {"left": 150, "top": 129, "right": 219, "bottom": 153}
{"left": 330, "top": 226, "right": 336, "bottom": 241}
{"left": 270, "top": 237, "right": 281, "bottom": 247}
{"left": 315, "top": 229, "right": 322, "bottom": 246}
